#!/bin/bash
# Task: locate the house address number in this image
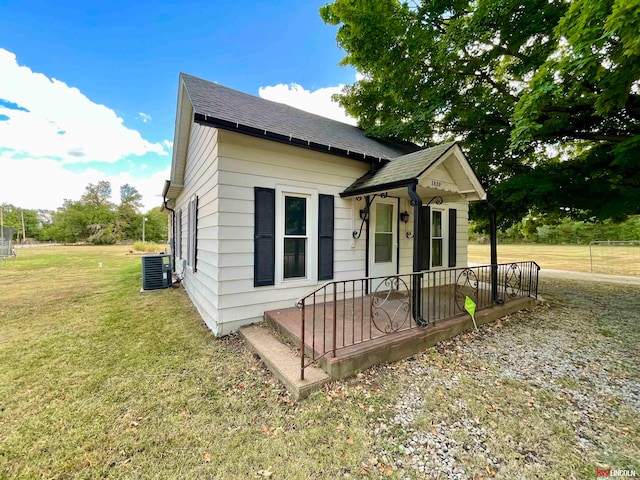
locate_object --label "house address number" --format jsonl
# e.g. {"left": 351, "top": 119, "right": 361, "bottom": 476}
{"left": 431, "top": 180, "right": 442, "bottom": 188}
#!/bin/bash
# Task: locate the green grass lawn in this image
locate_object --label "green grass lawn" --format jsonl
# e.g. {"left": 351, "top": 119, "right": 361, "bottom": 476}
{"left": 0, "top": 247, "right": 379, "bottom": 479}
{"left": 1, "top": 246, "right": 638, "bottom": 479}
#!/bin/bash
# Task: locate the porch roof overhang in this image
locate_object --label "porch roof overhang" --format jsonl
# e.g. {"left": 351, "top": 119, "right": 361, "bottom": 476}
{"left": 340, "top": 142, "right": 487, "bottom": 203}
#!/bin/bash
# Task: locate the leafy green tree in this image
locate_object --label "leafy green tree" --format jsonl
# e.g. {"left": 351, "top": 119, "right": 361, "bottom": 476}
{"left": 51, "top": 199, "right": 92, "bottom": 243}
{"left": 78, "top": 182, "right": 117, "bottom": 243}
{"left": 142, "top": 207, "right": 169, "bottom": 243}
{"left": 115, "top": 184, "right": 144, "bottom": 241}
{"left": 0, "top": 203, "right": 45, "bottom": 241}
{"left": 320, "top": 0, "right": 640, "bottom": 227}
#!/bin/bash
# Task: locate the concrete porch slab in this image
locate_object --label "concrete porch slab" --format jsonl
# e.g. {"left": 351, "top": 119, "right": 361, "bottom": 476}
{"left": 239, "top": 323, "right": 331, "bottom": 401}
{"left": 266, "top": 296, "right": 538, "bottom": 380}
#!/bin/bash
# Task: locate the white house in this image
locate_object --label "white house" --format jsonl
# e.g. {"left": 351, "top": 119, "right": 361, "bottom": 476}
{"left": 162, "top": 73, "right": 487, "bottom": 336}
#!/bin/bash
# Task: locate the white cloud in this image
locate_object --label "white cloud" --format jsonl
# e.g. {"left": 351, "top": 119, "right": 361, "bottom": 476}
{"left": 0, "top": 48, "right": 167, "bottom": 164}
{"left": 0, "top": 150, "right": 169, "bottom": 211}
{"left": 162, "top": 139, "right": 173, "bottom": 149}
{"left": 258, "top": 82, "right": 357, "bottom": 125}
{"left": 138, "top": 112, "right": 152, "bottom": 123}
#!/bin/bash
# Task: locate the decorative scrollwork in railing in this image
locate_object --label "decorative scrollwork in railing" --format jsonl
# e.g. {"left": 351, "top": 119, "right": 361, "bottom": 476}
{"left": 504, "top": 263, "right": 522, "bottom": 298}
{"left": 370, "top": 276, "right": 411, "bottom": 333}
{"left": 455, "top": 268, "right": 479, "bottom": 312}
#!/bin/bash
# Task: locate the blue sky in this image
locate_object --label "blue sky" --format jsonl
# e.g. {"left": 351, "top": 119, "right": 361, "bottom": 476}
{"left": 0, "top": 0, "right": 357, "bottom": 211}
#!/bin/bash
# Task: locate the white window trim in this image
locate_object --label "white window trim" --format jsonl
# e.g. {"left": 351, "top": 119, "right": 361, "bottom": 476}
{"left": 275, "top": 185, "right": 318, "bottom": 287}
{"left": 431, "top": 207, "right": 448, "bottom": 269}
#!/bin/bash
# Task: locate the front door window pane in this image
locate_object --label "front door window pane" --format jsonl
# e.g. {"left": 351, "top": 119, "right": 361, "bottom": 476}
{"left": 375, "top": 234, "right": 393, "bottom": 262}
{"left": 284, "top": 238, "right": 306, "bottom": 278}
{"left": 285, "top": 197, "right": 306, "bottom": 235}
{"left": 375, "top": 204, "right": 392, "bottom": 232}
{"left": 375, "top": 204, "right": 393, "bottom": 263}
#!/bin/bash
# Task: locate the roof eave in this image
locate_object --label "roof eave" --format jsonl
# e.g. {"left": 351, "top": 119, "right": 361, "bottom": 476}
{"left": 194, "top": 113, "right": 385, "bottom": 164}
{"left": 340, "top": 178, "right": 417, "bottom": 198}
{"left": 167, "top": 75, "right": 192, "bottom": 192}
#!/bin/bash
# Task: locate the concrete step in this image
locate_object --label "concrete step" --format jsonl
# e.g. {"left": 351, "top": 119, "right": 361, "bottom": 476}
{"left": 239, "top": 323, "right": 330, "bottom": 401}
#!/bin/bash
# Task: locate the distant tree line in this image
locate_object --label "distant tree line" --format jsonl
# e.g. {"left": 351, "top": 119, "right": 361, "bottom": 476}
{"left": 1, "top": 181, "right": 167, "bottom": 244}
{"left": 471, "top": 216, "right": 640, "bottom": 245}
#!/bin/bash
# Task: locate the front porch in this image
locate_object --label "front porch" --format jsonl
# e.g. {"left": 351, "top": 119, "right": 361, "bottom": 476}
{"left": 264, "top": 262, "right": 540, "bottom": 380}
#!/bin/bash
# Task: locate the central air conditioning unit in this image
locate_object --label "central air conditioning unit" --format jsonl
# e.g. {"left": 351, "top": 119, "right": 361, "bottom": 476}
{"left": 141, "top": 254, "right": 172, "bottom": 291}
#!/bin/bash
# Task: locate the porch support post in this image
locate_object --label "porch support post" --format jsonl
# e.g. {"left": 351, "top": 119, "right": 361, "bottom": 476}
{"left": 486, "top": 200, "right": 504, "bottom": 305}
{"left": 408, "top": 185, "right": 428, "bottom": 326}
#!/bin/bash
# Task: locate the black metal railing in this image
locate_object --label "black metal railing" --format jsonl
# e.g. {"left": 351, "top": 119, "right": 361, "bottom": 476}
{"left": 296, "top": 261, "right": 540, "bottom": 379}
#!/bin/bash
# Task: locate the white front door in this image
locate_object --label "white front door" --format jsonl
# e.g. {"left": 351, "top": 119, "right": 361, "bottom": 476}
{"left": 369, "top": 198, "right": 398, "bottom": 290}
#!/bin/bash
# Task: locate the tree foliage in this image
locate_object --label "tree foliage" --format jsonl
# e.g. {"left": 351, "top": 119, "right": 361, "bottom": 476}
{"left": 320, "top": 0, "right": 640, "bottom": 227}
{"left": 0, "top": 204, "right": 49, "bottom": 241}
{"left": 473, "top": 215, "right": 640, "bottom": 244}
{"left": 2, "top": 183, "right": 167, "bottom": 244}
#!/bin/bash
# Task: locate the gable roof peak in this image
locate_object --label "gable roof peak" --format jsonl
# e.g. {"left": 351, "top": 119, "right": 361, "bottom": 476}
{"left": 178, "top": 73, "right": 418, "bottom": 162}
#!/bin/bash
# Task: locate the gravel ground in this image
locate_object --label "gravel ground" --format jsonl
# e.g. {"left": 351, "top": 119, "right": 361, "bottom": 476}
{"left": 351, "top": 278, "right": 640, "bottom": 479}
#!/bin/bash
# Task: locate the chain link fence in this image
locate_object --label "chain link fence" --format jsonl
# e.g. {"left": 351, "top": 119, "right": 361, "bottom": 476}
{"left": 589, "top": 241, "right": 640, "bottom": 276}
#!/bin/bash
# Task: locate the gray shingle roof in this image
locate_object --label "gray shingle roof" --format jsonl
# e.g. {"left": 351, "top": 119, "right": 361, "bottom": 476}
{"left": 342, "top": 142, "right": 457, "bottom": 196}
{"left": 180, "top": 73, "right": 416, "bottom": 161}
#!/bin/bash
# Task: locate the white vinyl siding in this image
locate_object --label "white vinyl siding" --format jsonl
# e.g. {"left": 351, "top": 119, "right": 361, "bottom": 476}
{"left": 210, "top": 130, "right": 368, "bottom": 334}
{"left": 174, "top": 126, "right": 369, "bottom": 335}
{"left": 172, "top": 123, "right": 219, "bottom": 332}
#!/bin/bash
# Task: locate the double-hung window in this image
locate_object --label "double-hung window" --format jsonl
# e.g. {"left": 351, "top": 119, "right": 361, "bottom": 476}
{"left": 276, "top": 186, "right": 317, "bottom": 284}
{"left": 431, "top": 209, "right": 443, "bottom": 268}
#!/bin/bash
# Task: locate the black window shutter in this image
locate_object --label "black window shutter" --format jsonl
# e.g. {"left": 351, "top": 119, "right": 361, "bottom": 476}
{"left": 193, "top": 196, "right": 199, "bottom": 272}
{"left": 416, "top": 205, "right": 431, "bottom": 271}
{"left": 254, "top": 187, "right": 275, "bottom": 286}
{"left": 177, "top": 209, "right": 182, "bottom": 259}
{"left": 318, "top": 194, "right": 334, "bottom": 281}
{"left": 448, "top": 208, "right": 457, "bottom": 267}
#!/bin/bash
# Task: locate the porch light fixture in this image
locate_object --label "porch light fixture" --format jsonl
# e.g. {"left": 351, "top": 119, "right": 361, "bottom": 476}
{"left": 400, "top": 211, "right": 410, "bottom": 223}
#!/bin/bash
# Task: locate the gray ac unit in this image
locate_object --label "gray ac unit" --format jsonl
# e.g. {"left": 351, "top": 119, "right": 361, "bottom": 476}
{"left": 141, "top": 254, "right": 172, "bottom": 291}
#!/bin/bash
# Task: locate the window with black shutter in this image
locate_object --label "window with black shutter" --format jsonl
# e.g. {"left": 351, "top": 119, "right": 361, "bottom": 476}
{"left": 176, "top": 209, "right": 182, "bottom": 260}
